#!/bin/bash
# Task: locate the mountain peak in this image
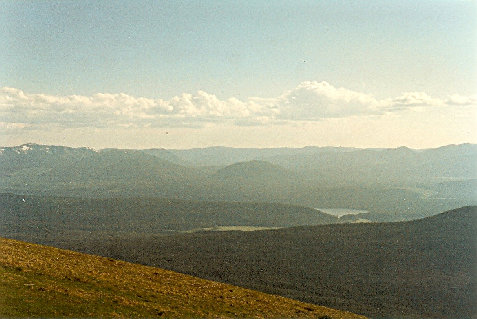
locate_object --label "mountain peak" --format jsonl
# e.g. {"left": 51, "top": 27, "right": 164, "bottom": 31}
{"left": 214, "top": 160, "right": 289, "bottom": 180}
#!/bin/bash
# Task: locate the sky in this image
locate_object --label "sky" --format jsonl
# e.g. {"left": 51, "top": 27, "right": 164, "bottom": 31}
{"left": 1, "top": 0, "right": 476, "bottom": 149}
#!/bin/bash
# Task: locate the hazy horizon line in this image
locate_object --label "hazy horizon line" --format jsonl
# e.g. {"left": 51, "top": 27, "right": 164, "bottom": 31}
{"left": 2, "top": 141, "right": 475, "bottom": 152}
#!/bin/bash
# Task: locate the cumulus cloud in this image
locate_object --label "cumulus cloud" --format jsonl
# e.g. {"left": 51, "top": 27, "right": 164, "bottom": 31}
{"left": 381, "top": 92, "right": 444, "bottom": 111}
{"left": 445, "top": 94, "right": 477, "bottom": 106}
{"left": 273, "top": 81, "right": 381, "bottom": 119}
{"left": 0, "top": 82, "right": 475, "bottom": 130}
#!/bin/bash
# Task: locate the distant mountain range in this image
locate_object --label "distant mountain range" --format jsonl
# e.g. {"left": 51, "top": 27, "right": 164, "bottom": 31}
{"left": 147, "top": 145, "right": 357, "bottom": 166}
{"left": 1, "top": 143, "right": 476, "bottom": 220}
{"left": 16, "top": 206, "right": 473, "bottom": 319}
{"left": 153, "top": 144, "right": 477, "bottom": 181}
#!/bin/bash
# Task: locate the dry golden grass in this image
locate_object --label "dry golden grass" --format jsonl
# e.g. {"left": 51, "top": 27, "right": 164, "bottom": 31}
{"left": 0, "top": 237, "right": 366, "bottom": 318}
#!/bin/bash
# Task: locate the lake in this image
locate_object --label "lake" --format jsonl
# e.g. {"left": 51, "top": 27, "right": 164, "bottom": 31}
{"left": 316, "top": 208, "right": 369, "bottom": 217}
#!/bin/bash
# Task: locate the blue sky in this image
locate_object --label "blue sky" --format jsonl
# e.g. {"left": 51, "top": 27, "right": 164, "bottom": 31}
{"left": 1, "top": 1, "right": 476, "bottom": 148}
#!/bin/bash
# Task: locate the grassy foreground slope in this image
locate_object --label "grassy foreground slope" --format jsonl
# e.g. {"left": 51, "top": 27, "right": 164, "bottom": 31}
{"left": 0, "top": 238, "right": 365, "bottom": 319}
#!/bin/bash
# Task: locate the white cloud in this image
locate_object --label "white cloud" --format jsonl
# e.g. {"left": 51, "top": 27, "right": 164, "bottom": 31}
{"left": 0, "top": 83, "right": 475, "bottom": 130}
{"left": 382, "top": 92, "right": 444, "bottom": 110}
{"left": 445, "top": 94, "right": 477, "bottom": 106}
{"left": 273, "top": 81, "right": 381, "bottom": 119}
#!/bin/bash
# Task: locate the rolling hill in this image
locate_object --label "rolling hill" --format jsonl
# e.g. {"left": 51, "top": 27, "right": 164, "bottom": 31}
{"left": 212, "top": 160, "right": 291, "bottom": 181}
{"left": 0, "top": 193, "right": 338, "bottom": 236}
{"left": 21, "top": 206, "right": 474, "bottom": 319}
{"left": 0, "top": 237, "right": 365, "bottom": 318}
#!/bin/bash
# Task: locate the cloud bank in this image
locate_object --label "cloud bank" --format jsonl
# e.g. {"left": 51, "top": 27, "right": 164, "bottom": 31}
{"left": 1, "top": 82, "right": 475, "bottom": 129}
